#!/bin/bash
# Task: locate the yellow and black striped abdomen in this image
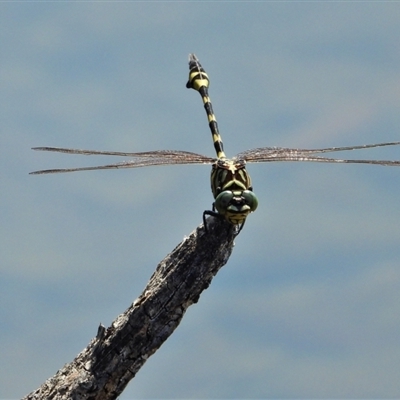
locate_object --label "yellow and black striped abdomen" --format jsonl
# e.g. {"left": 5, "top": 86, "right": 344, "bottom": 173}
{"left": 186, "top": 54, "right": 226, "bottom": 160}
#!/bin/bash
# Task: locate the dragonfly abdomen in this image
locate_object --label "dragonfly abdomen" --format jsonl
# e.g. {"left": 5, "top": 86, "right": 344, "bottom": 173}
{"left": 186, "top": 54, "right": 226, "bottom": 160}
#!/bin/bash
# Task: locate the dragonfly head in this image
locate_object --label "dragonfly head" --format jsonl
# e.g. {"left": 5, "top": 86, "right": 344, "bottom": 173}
{"left": 214, "top": 189, "right": 258, "bottom": 225}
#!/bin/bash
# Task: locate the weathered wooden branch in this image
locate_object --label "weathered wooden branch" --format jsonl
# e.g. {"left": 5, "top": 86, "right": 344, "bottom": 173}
{"left": 22, "top": 217, "right": 237, "bottom": 400}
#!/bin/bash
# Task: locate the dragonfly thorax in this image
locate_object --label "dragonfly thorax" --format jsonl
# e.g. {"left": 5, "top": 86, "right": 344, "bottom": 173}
{"left": 211, "top": 158, "right": 252, "bottom": 196}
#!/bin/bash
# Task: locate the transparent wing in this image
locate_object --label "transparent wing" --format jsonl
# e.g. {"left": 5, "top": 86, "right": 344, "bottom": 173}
{"left": 32, "top": 146, "right": 213, "bottom": 158}
{"left": 235, "top": 141, "right": 400, "bottom": 166}
{"left": 30, "top": 147, "right": 215, "bottom": 175}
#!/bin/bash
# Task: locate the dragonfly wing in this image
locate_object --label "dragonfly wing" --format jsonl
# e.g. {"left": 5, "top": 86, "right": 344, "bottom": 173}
{"left": 32, "top": 147, "right": 211, "bottom": 159}
{"left": 30, "top": 154, "right": 215, "bottom": 175}
{"left": 291, "top": 156, "right": 400, "bottom": 166}
{"left": 236, "top": 142, "right": 400, "bottom": 165}
{"left": 238, "top": 153, "right": 400, "bottom": 166}
{"left": 293, "top": 141, "right": 400, "bottom": 155}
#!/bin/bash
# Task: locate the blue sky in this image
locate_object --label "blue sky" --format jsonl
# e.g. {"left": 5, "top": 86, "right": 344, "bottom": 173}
{"left": 1, "top": 2, "right": 400, "bottom": 398}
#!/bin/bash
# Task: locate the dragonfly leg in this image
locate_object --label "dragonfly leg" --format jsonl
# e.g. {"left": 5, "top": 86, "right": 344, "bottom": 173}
{"left": 203, "top": 210, "right": 224, "bottom": 233}
{"left": 202, "top": 209, "right": 244, "bottom": 235}
{"left": 236, "top": 220, "right": 246, "bottom": 234}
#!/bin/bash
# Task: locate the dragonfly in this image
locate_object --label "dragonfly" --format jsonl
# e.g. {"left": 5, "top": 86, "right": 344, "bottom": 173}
{"left": 31, "top": 54, "right": 400, "bottom": 233}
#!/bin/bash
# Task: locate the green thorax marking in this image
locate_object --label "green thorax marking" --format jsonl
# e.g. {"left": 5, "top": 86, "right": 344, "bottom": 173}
{"left": 210, "top": 159, "right": 252, "bottom": 199}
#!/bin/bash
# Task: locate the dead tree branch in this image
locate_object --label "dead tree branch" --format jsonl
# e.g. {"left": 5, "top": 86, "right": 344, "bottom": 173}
{"left": 22, "top": 217, "right": 237, "bottom": 400}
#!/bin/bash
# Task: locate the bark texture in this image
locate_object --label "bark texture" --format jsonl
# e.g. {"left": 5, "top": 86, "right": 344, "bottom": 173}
{"left": 22, "top": 217, "right": 237, "bottom": 400}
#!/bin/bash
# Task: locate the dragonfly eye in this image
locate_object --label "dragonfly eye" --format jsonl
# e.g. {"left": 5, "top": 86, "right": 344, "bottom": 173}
{"left": 242, "top": 190, "right": 258, "bottom": 212}
{"left": 214, "top": 190, "right": 258, "bottom": 215}
{"left": 214, "top": 191, "right": 235, "bottom": 214}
